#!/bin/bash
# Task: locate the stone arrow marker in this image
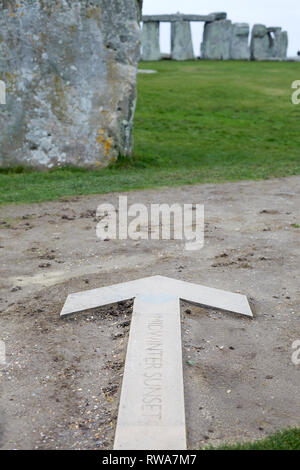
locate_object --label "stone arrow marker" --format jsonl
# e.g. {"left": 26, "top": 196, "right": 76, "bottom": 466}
{"left": 60, "top": 275, "right": 253, "bottom": 450}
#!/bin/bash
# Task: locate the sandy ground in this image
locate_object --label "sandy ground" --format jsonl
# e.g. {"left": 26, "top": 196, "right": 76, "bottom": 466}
{"left": 0, "top": 176, "right": 300, "bottom": 450}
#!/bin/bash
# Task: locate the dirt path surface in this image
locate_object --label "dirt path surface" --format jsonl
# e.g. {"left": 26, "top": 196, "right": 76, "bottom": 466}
{"left": 0, "top": 176, "right": 300, "bottom": 449}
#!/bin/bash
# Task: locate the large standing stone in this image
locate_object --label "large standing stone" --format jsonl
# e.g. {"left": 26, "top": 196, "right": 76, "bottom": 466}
{"left": 0, "top": 0, "right": 142, "bottom": 168}
{"left": 230, "top": 23, "right": 250, "bottom": 60}
{"left": 142, "top": 22, "right": 161, "bottom": 61}
{"left": 250, "top": 24, "right": 272, "bottom": 60}
{"left": 273, "top": 29, "right": 288, "bottom": 60}
{"left": 171, "top": 20, "right": 194, "bottom": 61}
{"left": 201, "top": 19, "right": 232, "bottom": 60}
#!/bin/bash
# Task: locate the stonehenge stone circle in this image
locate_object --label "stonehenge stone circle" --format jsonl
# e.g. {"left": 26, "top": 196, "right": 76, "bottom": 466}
{"left": 141, "top": 12, "right": 288, "bottom": 63}
{"left": 142, "top": 22, "right": 161, "bottom": 61}
{"left": 171, "top": 18, "right": 194, "bottom": 61}
{"left": 141, "top": 13, "right": 228, "bottom": 62}
{"left": 0, "top": 0, "right": 142, "bottom": 169}
{"left": 230, "top": 23, "right": 250, "bottom": 60}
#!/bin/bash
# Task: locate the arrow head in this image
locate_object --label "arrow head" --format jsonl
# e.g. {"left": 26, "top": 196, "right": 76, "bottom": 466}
{"left": 154, "top": 276, "right": 253, "bottom": 318}
{"left": 60, "top": 275, "right": 253, "bottom": 318}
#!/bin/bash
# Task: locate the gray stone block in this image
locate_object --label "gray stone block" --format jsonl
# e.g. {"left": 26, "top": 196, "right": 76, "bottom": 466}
{"left": 171, "top": 21, "right": 194, "bottom": 61}
{"left": 201, "top": 20, "right": 232, "bottom": 60}
{"left": 0, "top": 0, "right": 142, "bottom": 169}
{"left": 142, "top": 14, "right": 215, "bottom": 23}
{"left": 250, "top": 24, "right": 273, "bottom": 60}
{"left": 274, "top": 30, "right": 288, "bottom": 60}
{"left": 250, "top": 24, "right": 288, "bottom": 61}
{"left": 230, "top": 23, "right": 250, "bottom": 60}
{"left": 136, "top": 0, "right": 143, "bottom": 22}
{"left": 142, "top": 22, "right": 161, "bottom": 61}
{"left": 209, "top": 12, "right": 227, "bottom": 21}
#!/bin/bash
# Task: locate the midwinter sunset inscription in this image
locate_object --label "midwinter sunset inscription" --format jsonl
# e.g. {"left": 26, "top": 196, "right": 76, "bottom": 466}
{"left": 142, "top": 314, "right": 164, "bottom": 421}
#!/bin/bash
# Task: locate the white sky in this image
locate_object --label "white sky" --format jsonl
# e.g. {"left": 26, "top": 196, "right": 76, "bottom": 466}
{"left": 143, "top": 0, "right": 299, "bottom": 56}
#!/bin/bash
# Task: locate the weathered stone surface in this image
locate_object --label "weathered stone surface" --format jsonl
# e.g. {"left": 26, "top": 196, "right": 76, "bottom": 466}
{"left": 250, "top": 24, "right": 288, "bottom": 61}
{"left": 142, "top": 14, "right": 215, "bottom": 23}
{"left": 230, "top": 23, "right": 250, "bottom": 60}
{"left": 273, "top": 30, "right": 288, "bottom": 60}
{"left": 136, "top": 0, "right": 143, "bottom": 22}
{"left": 209, "top": 12, "right": 227, "bottom": 21}
{"left": 0, "top": 80, "right": 5, "bottom": 105}
{"left": 250, "top": 24, "right": 273, "bottom": 60}
{"left": 201, "top": 20, "right": 232, "bottom": 60}
{"left": 0, "top": 0, "right": 142, "bottom": 168}
{"left": 267, "top": 27, "right": 282, "bottom": 33}
{"left": 171, "top": 20, "right": 194, "bottom": 61}
{"left": 142, "top": 22, "right": 161, "bottom": 61}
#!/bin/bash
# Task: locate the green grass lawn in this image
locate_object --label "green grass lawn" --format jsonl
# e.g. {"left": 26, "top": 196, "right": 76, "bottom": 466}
{"left": 1, "top": 60, "right": 300, "bottom": 204}
{"left": 205, "top": 428, "right": 300, "bottom": 450}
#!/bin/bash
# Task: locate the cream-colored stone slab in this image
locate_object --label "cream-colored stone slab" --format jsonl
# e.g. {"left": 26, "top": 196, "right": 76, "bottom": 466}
{"left": 60, "top": 276, "right": 156, "bottom": 317}
{"left": 154, "top": 276, "right": 253, "bottom": 317}
{"left": 60, "top": 276, "right": 252, "bottom": 450}
{"left": 60, "top": 275, "right": 252, "bottom": 318}
{"left": 113, "top": 294, "right": 186, "bottom": 450}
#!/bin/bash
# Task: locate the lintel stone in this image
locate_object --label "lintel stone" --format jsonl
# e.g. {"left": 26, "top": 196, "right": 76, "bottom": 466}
{"left": 142, "top": 14, "right": 215, "bottom": 23}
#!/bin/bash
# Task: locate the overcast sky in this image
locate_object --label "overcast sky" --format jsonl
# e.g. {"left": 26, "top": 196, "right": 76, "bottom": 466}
{"left": 143, "top": 0, "right": 299, "bottom": 56}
